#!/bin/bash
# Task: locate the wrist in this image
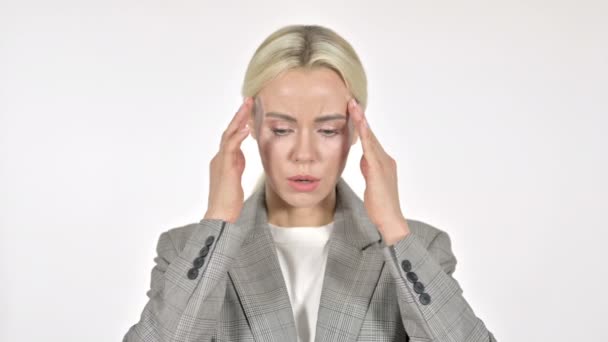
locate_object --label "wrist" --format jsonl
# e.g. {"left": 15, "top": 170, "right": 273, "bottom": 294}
{"left": 204, "top": 211, "right": 230, "bottom": 222}
{"left": 380, "top": 216, "right": 410, "bottom": 246}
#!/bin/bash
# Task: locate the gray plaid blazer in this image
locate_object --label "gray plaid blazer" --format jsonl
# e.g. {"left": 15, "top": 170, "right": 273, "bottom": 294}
{"left": 124, "top": 177, "right": 496, "bottom": 342}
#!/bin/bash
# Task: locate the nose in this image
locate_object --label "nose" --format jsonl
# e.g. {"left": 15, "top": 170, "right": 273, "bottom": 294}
{"left": 291, "top": 129, "right": 316, "bottom": 163}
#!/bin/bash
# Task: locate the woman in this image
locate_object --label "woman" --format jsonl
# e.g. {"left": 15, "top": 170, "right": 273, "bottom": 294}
{"left": 124, "top": 25, "right": 496, "bottom": 342}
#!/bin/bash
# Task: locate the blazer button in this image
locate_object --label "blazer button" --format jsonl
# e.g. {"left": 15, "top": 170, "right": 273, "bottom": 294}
{"left": 205, "top": 235, "right": 215, "bottom": 246}
{"left": 401, "top": 260, "right": 412, "bottom": 272}
{"left": 199, "top": 245, "right": 209, "bottom": 257}
{"left": 419, "top": 292, "right": 431, "bottom": 305}
{"left": 187, "top": 267, "right": 199, "bottom": 280}
{"left": 406, "top": 271, "right": 418, "bottom": 283}
{"left": 193, "top": 256, "right": 205, "bottom": 269}
{"left": 413, "top": 281, "right": 425, "bottom": 294}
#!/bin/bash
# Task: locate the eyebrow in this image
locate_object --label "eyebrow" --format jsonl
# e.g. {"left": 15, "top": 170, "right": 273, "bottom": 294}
{"left": 264, "top": 112, "right": 346, "bottom": 123}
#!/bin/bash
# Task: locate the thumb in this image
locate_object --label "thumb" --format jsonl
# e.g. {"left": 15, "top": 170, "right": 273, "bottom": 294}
{"left": 360, "top": 155, "right": 369, "bottom": 180}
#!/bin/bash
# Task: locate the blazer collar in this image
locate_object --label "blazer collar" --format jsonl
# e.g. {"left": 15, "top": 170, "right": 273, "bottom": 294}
{"left": 228, "top": 176, "right": 386, "bottom": 342}
{"left": 238, "top": 176, "right": 383, "bottom": 250}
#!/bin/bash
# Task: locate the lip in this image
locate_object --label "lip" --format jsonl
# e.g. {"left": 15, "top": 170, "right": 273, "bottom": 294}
{"left": 287, "top": 175, "right": 321, "bottom": 192}
{"left": 287, "top": 174, "right": 320, "bottom": 181}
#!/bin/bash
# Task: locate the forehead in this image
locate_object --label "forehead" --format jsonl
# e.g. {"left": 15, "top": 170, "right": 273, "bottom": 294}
{"left": 257, "top": 67, "right": 351, "bottom": 112}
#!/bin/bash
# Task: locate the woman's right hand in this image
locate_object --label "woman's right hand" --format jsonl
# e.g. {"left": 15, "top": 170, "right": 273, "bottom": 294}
{"left": 204, "top": 97, "right": 253, "bottom": 223}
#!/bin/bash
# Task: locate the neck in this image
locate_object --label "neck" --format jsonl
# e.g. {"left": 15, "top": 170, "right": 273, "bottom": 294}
{"left": 265, "top": 182, "right": 336, "bottom": 228}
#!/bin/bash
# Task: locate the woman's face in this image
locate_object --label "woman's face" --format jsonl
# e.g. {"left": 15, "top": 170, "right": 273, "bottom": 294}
{"left": 248, "top": 67, "right": 358, "bottom": 208}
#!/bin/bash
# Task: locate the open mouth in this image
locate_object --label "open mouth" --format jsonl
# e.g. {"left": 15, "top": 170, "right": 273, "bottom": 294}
{"left": 287, "top": 176, "right": 321, "bottom": 192}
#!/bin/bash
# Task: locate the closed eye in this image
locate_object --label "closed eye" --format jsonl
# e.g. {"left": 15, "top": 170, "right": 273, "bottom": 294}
{"left": 270, "top": 129, "right": 340, "bottom": 138}
{"left": 319, "top": 129, "right": 339, "bottom": 137}
{"left": 271, "top": 128, "right": 292, "bottom": 136}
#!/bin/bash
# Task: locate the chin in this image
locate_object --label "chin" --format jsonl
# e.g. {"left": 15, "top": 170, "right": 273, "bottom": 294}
{"left": 281, "top": 194, "right": 323, "bottom": 208}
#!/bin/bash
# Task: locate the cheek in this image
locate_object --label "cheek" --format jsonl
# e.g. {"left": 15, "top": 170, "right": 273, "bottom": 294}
{"left": 257, "top": 132, "right": 289, "bottom": 169}
{"left": 321, "top": 135, "right": 349, "bottom": 155}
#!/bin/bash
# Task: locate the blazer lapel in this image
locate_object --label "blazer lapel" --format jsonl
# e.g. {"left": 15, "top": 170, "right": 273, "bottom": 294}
{"left": 228, "top": 185, "right": 298, "bottom": 342}
{"left": 228, "top": 177, "right": 384, "bottom": 342}
{"left": 314, "top": 178, "right": 386, "bottom": 342}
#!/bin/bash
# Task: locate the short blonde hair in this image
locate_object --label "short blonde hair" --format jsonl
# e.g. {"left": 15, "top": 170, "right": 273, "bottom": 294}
{"left": 241, "top": 25, "right": 368, "bottom": 193}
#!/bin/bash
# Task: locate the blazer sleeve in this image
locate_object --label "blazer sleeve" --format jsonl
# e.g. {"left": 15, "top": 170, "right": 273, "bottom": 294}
{"left": 381, "top": 226, "right": 497, "bottom": 342}
{"left": 123, "top": 219, "right": 249, "bottom": 342}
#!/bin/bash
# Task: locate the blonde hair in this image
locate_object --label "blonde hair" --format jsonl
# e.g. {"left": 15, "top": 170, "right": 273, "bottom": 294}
{"left": 241, "top": 25, "right": 368, "bottom": 194}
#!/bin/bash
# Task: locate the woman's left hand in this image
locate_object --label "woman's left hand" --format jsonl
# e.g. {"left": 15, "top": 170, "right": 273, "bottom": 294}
{"left": 347, "top": 98, "right": 410, "bottom": 246}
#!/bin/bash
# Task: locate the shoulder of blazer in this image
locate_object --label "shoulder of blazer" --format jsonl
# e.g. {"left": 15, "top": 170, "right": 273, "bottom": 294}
{"left": 155, "top": 218, "right": 452, "bottom": 263}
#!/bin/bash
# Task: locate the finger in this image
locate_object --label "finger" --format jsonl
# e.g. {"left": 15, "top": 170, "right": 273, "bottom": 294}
{"left": 365, "top": 121, "right": 387, "bottom": 156}
{"left": 351, "top": 100, "right": 388, "bottom": 157}
{"left": 347, "top": 98, "right": 367, "bottom": 146}
{"left": 348, "top": 99, "right": 379, "bottom": 164}
{"left": 223, "top": 124, "right": 250, "bottom": 152}
{"left": 222, "top": 97, "right": 252, "bottom": 142}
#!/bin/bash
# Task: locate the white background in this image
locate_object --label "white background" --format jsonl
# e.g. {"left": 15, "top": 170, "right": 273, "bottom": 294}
{"left": 1, "top": 1, "right": 607, "bottom": 341}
